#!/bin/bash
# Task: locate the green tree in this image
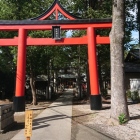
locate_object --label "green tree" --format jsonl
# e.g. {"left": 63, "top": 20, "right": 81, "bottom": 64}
{"left": 0, "top": 47, "right": 16, "bottom": 99}
{"left": 0, "top": 0, "right": 54, "bottom": 104}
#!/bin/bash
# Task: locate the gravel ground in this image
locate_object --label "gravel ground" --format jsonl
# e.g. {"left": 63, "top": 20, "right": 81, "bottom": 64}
{"left": 72, "top": 98, "right": 140, "bottom": 140}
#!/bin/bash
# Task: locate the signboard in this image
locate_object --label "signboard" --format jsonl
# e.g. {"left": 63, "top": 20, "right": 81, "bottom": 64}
{"left": 25, "top": 110, "right": 33, "bottom": 137}
{"left": 52, "top": 26, "right": 61, "bottom": 40}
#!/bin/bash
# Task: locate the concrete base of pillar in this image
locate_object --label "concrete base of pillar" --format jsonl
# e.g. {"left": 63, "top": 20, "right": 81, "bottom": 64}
{"left": 90, "top": 94, "right": 102, "bottom": 110}
{"left": 13, "top": 96, "right": 25, "bottom": 112}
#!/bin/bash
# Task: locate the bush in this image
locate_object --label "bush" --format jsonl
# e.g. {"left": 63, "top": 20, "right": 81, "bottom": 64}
{"left": 126, "top": 90, "right": 139, "bottom": 103}
{"left": 131, "top": 91, "right": 139, "bottom": 101}
{"left": 126, "top": 90, "right": 131, "bottom": 99}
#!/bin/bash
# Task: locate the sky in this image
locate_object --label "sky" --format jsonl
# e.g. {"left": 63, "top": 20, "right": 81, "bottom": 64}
{"left": 131, "top": 31, "right": 139, "bottom": 44}
{"left": 130, "top": 5, "right": 139, "bottom": 45}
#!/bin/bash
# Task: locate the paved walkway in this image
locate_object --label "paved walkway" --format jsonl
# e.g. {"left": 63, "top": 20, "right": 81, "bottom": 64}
{"left": 11, "top": 89, "right": 112, "bottom": 140}
{"left": 11, "top": 90, "right": 72, "bottom": 140}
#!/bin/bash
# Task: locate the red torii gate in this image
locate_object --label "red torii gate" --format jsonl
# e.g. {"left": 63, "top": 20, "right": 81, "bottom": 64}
{"left": 0, "top": 0, "right": 112, "bottom": 111}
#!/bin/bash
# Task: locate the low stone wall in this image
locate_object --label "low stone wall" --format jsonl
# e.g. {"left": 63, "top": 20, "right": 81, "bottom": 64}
{"left": 0, "top": 103, "right": 14, "bottom": 132}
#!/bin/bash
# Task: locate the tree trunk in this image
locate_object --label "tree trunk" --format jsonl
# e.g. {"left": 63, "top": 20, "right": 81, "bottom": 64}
{"left": 30, "top": 72, "right": 37, "bottom": 105}
{"left": 110, "top": 0, "right": 129, "bottom": 121}
{"left": 53, "top": 70, "right": 58, "bottom": 94}
{"left": 97, "top": 51, "right": 105, "bottom": 97}
{"left": 138, "top": 1, "right": 140, "bottom": 44}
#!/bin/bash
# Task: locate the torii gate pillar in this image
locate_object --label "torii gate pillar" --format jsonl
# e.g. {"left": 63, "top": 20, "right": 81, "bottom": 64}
{"left": 13, "top": 28, "right": 27, "bottom": 112}
{"left": 88, "top": 27, "right": 102, "bottom": 110}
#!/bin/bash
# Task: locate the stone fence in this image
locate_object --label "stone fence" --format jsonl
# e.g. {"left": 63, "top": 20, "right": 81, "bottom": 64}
{"left": 0, "top": 103, "right": 14, "bottom": 132}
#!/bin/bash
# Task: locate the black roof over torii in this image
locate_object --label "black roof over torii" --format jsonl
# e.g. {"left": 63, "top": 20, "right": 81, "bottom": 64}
{"left": 0, "top": 0, "right": 112, "bottom": 25}
{"left": 30, "top": 0, "right": 81, "bottom": 20}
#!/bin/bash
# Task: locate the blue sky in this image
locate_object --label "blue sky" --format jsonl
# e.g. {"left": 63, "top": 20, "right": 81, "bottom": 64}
{"left": 131, "top": 31, "right": 139, "bottom": 44}
{"left": 130, "top": 6, "right": 139, "bottom": 45}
